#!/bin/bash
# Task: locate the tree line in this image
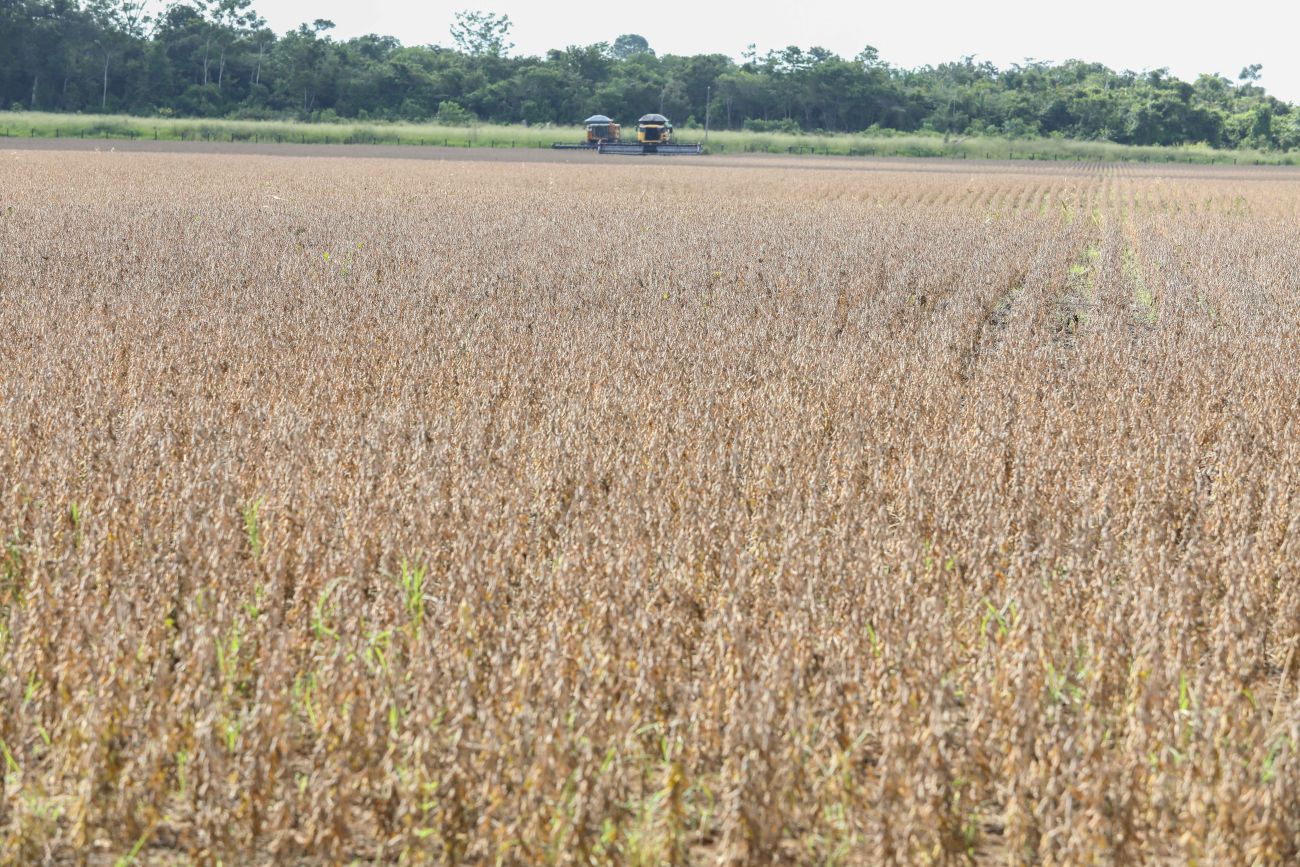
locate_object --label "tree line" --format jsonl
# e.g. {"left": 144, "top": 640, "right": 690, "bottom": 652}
{"left": 2, "top": 1, "right": 1296, "bottom": 150}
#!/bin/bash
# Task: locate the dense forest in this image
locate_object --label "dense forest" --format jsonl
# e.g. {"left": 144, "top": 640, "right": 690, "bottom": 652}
{"left": 2, "top": 0, "right": 1297, "bottom": 149}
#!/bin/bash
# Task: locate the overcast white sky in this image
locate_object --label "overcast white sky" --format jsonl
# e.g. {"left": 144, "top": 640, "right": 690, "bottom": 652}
{"left": 249, "top": 0, "right": 1300, "bottom": 103}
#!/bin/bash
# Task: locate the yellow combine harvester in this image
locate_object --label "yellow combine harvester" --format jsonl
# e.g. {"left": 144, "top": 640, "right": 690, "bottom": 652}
{"left": 552, "top": 115, "right": 623, "bottom": 149}
{"left": 602, "top": 114, "right": 703, "bottom": 155}
{"left": 552, "top": 113, "right": 702, "bottom": 155}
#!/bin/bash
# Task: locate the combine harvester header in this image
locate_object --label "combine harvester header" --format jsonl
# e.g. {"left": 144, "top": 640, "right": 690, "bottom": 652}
{"left": 552, "top": 113, "right": 702, "bottom": 155}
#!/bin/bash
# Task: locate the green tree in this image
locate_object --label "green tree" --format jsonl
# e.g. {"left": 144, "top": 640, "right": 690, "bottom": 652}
{"left": 270, "top": 19, "right": 337, "bottom": 113}
{"left": 658, "top": 76, "right": 688, "bottom": 119}
{"left": 450, "top": 10, "right": 512, "bottom": 57}
{"left": 206, "top": 0, "right": 263, "bottom": 92}
{"left": 85, "top": 0, "right": 150, "bottom": 110}
{"left": 611, "top": 34, "right": 651, "bottom": 60}
{"left": 0, "top": 1, "right": 1296, "bottom": 152}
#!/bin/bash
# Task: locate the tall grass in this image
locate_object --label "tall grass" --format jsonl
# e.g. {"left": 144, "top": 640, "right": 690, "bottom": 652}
{"left": 1, "top": 110, "right": 569, "bottom": 148}
{"left": 701, "top": 127, "right": 1295, "bottom": 164}
{"left": 2, "top": 110, "right": 1295, "bottom": 164}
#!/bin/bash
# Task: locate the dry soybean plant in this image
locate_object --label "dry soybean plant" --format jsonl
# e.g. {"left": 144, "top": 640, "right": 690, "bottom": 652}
{"left": 1, "top": 150, "right": 1299, "bottom": 864}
